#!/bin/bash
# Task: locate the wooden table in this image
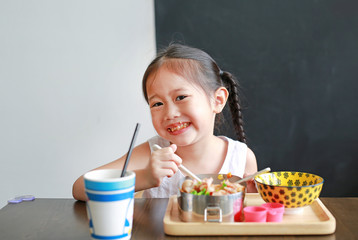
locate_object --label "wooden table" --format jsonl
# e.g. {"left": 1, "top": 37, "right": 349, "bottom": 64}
{"left": 0, "top": 197, "right": 356, "bottom": 240}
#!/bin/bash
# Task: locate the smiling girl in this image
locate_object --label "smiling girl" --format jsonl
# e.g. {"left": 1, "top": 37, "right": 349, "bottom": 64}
{"left": 72, "top": 44, "right": 257, "bottom": 200}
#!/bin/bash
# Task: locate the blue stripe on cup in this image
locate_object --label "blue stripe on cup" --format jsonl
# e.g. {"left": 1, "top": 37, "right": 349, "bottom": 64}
{"left": 91, "top": 233, "right": 129, "bottom": 239}
{"left": 86, "top": 190, "right": 134, "bottom": 202}
{"left": 84, "top": 177, "right": 135, "bottom": 191}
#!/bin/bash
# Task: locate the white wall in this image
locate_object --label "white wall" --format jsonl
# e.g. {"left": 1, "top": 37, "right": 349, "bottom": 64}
{"left": 0, "top": 0, "right": 156, "bottom": 208}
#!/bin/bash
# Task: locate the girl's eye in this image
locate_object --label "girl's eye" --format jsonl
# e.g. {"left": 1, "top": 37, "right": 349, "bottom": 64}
{"left": 176, "top": 95, "right": 187, "bottom": 101}
{"left": 151, "top": 102, "right": 163, "bottom": 108}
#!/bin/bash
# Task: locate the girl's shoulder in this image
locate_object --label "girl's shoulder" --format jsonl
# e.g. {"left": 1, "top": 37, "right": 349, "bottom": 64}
{"left": 220, "top": 136, "right": 257, "bottom": 175}
{"left": 221, "top": 136, "right": 256, "bottom": 166}
{"left": 218, "top": 136, "right": 247, "bottom": 151}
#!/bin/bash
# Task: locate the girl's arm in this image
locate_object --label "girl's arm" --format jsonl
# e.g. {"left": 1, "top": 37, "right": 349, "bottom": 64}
{"left": 244, "top": 147, "right": 258, "bottom": 193}
{"left": 72, "top": 142, "right": 151, "bottom": 201}
{"left": 72, "top": 142, "right": 182, "bottom": 201}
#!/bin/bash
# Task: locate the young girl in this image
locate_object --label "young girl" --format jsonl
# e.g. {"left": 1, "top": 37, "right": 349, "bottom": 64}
{"left": 72, "top": 43, "right": 257, "bottom": 200}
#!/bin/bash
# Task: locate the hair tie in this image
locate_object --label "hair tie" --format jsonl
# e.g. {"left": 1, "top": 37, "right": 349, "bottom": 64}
{"left": 219, "top": 69, "right": 224, "bottom": 76}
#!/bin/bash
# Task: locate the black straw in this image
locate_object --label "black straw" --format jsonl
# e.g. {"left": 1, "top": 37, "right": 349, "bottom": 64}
{"left": 121, "top": 123, "right": 140, "bottom": 177}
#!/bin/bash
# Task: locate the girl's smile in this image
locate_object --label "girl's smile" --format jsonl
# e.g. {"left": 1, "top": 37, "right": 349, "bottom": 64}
{"left": 167, "top": 121, "right": 191, "bottom": 135}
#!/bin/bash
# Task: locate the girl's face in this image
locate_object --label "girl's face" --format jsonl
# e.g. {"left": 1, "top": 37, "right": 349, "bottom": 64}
{"left": 146, "top": 67, "right": 218, "bottom": 146}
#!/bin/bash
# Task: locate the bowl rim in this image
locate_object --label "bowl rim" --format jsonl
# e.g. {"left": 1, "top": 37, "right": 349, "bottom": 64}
{"left": 254, "top": 171, "right": 324, "bottom": 188}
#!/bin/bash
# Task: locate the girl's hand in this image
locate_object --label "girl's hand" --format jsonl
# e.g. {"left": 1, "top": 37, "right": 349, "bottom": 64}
{"left": 243, "top": 173, "right": 258, "bottom": 193}
{"left": 147, "top": 144, "right": 182, "bottom": 188}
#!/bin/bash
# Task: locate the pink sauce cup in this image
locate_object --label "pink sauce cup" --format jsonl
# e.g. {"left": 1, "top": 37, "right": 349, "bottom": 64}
{"left": 261, "top": 203, "right": 285, "bottom": 222}
{"left": 244, "top": 206, "right": 267, "bottom": 222}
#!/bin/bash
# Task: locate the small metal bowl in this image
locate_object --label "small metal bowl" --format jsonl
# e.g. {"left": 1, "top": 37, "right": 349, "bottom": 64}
{"left": 178, "top": 174, "right": 246, "bottom": 222}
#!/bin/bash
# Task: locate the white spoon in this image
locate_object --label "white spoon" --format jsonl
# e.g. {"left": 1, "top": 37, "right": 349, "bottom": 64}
{"left": 234, "top": 167, "right": 271, "bottom": 184}
{"left": 152, "top": 144, "right": 202, "bottom": 182}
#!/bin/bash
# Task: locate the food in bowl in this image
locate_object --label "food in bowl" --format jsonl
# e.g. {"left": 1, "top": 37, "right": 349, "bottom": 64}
{"left": 181, "top": 177, "right": 245, "bottom": 196}
{"left": 254, "top": 171, "right": 324, "bottom": 208}
{"left": 178, "top": 174, "right": 246, "bottom": 222}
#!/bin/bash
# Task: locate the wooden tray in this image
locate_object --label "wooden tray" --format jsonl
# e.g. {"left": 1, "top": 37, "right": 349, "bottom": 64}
{"left": 163, "top": 193, "right": 336, "bottom": 236}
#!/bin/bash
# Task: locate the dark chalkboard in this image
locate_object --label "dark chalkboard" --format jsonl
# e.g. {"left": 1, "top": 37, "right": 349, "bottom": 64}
{"left": 155, "top": 0, "right": 358, "bottom": 197}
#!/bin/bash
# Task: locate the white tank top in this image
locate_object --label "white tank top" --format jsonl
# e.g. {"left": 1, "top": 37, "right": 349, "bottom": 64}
{"left": 142, "top": 135, "right": 247, "bottom": 198}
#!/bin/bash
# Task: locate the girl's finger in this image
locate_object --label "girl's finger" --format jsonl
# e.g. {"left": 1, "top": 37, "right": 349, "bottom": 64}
{"left": 169, "top": 153, "right": 182, "bottom": 166}
{"left": 169, "top": 144, "right": 177, "bottom": 152}
{"left": 160, "top": 160, "right": 179, "bottom": 173}
{"left": 246, "top": 179, "right": 258, "bottom": 193}
{"left": 152, "top": 147, "right": 182, "bottom": 166}
{"left": 163, "top": 169, "right": 175, "bottom": 178}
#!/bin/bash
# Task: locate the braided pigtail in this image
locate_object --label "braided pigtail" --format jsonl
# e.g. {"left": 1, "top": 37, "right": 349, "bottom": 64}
{"left": 220, "top": 71, "right": 247, "bottom": 144}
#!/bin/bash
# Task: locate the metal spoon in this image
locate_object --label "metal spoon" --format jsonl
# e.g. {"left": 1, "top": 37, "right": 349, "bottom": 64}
{"left": 234, "top": 167, "right": 271, "bottom": 184}
{"left": 152, "top": 144, "right": 202, "bottom": 182}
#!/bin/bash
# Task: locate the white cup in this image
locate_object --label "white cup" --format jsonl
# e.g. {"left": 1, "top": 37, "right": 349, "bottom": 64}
{"left": 84, "top": 169, "right": 136, "bottom": 240}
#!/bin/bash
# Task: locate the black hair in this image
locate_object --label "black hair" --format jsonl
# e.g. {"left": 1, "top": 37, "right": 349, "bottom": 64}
{"left": 142, "top": 43, "right": 247, "bottom": 143}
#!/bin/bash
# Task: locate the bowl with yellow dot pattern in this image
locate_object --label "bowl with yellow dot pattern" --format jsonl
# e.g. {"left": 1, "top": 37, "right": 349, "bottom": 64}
{"left": 254, "top": 171, "right": 324, "bottom": 210}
